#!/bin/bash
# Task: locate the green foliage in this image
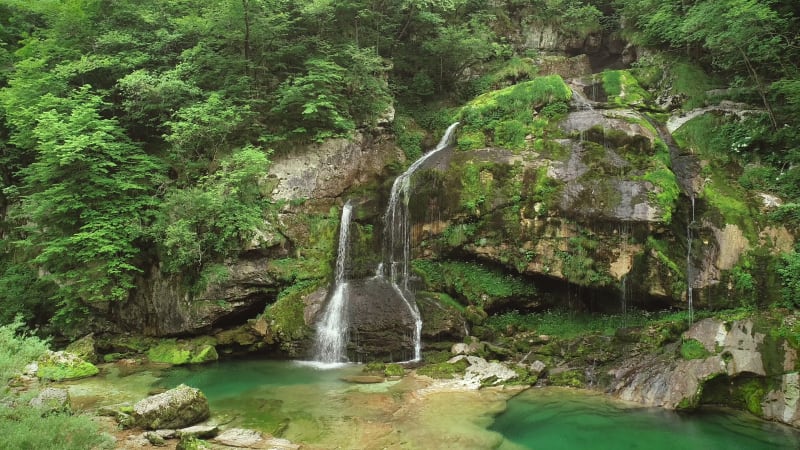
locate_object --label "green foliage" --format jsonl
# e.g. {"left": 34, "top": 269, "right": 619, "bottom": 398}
{"left": 641, "top": 141, "right": 680, "bottom": 223}
{"left": 394, "top": 115, "right": 426, "bottom": 160}
{"left": 0, "top": 404, "right": 114, "bottom": 450}
{"left": 456, "top": 130, "right": 486, "bottom": 151}
{"left": 384, "top": 363, "right": 404, "bottom": 377}
{"left": 680, "top": 338, "right": 711, "bottom": 360}
{"left": 558, "top": 233, "right": 612, "bottom": 288}
{"left": 264, "top": 280, "right": 319, "bottom": 343}
{"left": 601, "top": 70, "right": 650, "bottom": 106}
{"left": 412, "top": 259, "right": 536, "bottom": 309}
{"left": 15, "top": 87, "right": 163, "bottom": 305}
{"left": 548, "top": 369, "right": 585, "bottom": 388}
{"left": 154, "top": 145, "right": 270, "bottom": 283}
{"left": 778, "top": 248, "right": 800, "bottom": 308}
{"left": 0, "top": 317, "right": 49, "bottom": 386}
{"left": 271, "top": 58, "right": 355, "bottom": 141}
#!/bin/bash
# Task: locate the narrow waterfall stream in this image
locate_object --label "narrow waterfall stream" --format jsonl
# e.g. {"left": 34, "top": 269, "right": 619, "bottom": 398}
{"left": 687, "top": 194, "right": 695, "bottom": 323}
{"left": 379, "top": 122, "right": 460, "bottom": 361}
{"left": 312, "top": 200, "right": 354, "bottom": 364}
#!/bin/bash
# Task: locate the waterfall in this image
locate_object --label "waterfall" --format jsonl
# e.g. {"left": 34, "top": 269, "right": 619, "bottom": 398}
{"left": 312, "top": 200, "right": 354, "bottom": 364}
{"left": 686, "top": 194, "right": 695, "bottom": 324}
{"left": 379, "top": 122, "right": 460, "bottom": 362}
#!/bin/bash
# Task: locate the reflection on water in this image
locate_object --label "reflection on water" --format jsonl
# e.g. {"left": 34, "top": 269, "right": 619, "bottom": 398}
{"left": 491, "top": 388, "right": 800, "bottom": 450}
{"left": 59, "top": 359, "right": 800, "bottom": 450}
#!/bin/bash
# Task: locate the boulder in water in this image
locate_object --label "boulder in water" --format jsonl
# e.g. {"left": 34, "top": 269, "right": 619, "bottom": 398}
{"left": 132, "top": 384, "right": 210, "bottom": 430}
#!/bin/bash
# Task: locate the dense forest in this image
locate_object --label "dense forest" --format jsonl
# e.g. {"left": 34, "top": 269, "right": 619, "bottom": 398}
{"left": 0, "top": 0, "right": 799, "bottom": 335}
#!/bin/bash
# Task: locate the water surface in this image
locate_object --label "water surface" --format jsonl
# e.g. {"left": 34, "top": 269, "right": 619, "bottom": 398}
{"left": 491, "top": 388, "right": 800, "bottom": 450}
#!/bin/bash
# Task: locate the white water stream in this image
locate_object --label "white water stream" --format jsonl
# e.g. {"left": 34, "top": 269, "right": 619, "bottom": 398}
{"left": 379, "top": 122, "right": 460, "bottom": 362}
{"left": 312, "top": 200, "right": 354, "bottom": 364}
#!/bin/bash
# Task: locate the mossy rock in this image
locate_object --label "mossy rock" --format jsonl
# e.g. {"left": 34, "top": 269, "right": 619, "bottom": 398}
{"left": 147, "top": 338, "right": 219, "bottom": 365}
{"left": 36, "top": 351, "right": 99, "bottom": 381}
{"left": 65, "top": 334, "right": 98, "bottom": 363}
{"left": 417, "top": 358, "right": 469, "bottom": 379}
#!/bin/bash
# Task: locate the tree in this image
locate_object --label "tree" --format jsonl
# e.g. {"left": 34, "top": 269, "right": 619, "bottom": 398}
{"left": 16, "top": 86, "right": 163, "bottom": 307}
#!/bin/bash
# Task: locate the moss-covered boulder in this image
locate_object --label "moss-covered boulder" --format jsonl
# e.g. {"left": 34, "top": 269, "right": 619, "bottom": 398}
{"left": 146, "top": 338, "right": 218, "bottom": 365}
{"left": 65, "top": 334, "right": 98, "bottom": 363}
{"left": 132, "top": 384, "right": 210, "bottom": 430}
{"left": 36, "top": 350, "right": 99, "bottom": 381}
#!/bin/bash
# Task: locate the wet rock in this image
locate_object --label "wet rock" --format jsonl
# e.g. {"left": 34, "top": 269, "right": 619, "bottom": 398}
{"left": 213, "top": 428, "right": 265, "bottom": 448}
{"left": 132, "top": 384, "right": 210, "bottom": 430}
{"left": 458, "top": 356, "right": 519, "bottom": 389}
{"left": 178, "top": 424, "right": 219, "bottom": 439}
{"left": 763, "top": 372, "right": 800, "bottom": 427}
{"left": 29, "top": 388, "right": 71, "bottom": 414}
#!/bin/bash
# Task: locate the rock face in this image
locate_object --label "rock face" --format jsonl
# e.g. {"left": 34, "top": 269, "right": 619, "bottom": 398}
{"left": 132, "top": 384, "right": 210, "bottom": 430}
{"left": 609, "top": 318, "right": 800, "bottom": 427}
{"left": 110, "top": 256, "right": 281, "bottom": 336}
{"left": 333, "top": 277, "right": 417, "bottom": 362}
{"left": 268, "top": 131, "right": 401, "bottom": 202}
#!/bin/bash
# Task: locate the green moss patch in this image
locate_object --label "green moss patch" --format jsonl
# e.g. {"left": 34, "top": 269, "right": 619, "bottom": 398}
{"left": 147, "top": 338, "right": 219, "bottom": 365}
{"left": 680, "top": 338, "right": 711, "bottom": 360}
{"left": 412, "top": 259, "right": 536, "bottom": 309}
{"left": 264, "top": 280, "right": 319, "bottom": 343}
{"left": 416, "top": 358, "right": 469, "bottom": 379}
{"left": 601, "top": 70, "right": 650, "bottom": 107}
{"left": 457, "top": 75, "right": 571, "bottom": 151}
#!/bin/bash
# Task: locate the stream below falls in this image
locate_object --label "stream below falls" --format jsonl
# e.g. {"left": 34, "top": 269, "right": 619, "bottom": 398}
{"left": 58, "top": 359, "right": 800, "bottom": 449}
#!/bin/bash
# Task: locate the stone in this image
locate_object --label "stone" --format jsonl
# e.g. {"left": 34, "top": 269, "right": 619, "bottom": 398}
{"left": 144, "top": 431, "right": 167, "bottom": 446}
{"left": 29, "top": 388, "right": 71, "bottom": 414}
{"left": 213, "top": 428, "right": 266, "bottom": 448}
{"left": 178, "top": 424, "right": 219, "bottom": 439}
{"left": 65, "top": 333, "right": 98, "bottom": 363}
{"left": 132, "top": 384, "right": 210, "bottom": 430}
{"left": 451, "top": 343, "right": 470, "bottom": 355}
{"left": 529, "top": 360, "right": 547, "bottom": 375}
{"left": 36, "top": 350, "right": 99, "bottom": 381}
{"left": 454, "top": 356, "right": 519, "bottom": 389}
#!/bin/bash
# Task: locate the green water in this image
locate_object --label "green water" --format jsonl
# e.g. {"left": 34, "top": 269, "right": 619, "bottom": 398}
{"left": 61, "top": 359, "right": 800, "bottom": 449}
{"left": 491, "top": 388, "right": 800, "bottom": 450}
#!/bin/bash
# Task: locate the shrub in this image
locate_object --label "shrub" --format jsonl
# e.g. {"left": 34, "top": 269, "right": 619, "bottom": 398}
{"left": 0, "top": 404, "right": 114, "bottom": 450}
{"left": 0, "top": 317, "right": 49, "bottom": 386}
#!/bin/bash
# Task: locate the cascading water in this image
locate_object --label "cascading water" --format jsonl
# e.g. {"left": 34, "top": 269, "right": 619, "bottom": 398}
{"left": 379, "top": 122, "right": 460, "bottom": 362}
{"left": 686, "top": 194, "right": 695, "bottom": 324}
{"left": 312, "top": 200, "right": 354, "bottom": 364}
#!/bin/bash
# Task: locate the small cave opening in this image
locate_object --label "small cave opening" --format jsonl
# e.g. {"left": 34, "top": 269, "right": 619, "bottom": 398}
{"left": 210, "top": 293, "right": 271, "bottom": 330}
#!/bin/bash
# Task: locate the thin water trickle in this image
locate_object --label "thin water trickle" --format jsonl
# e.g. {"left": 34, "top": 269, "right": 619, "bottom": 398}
{"left": 380, "top": 122, "right": 460, "bottom": 362}
{"left": 313, "top": 200, "right": 354, "bottom": 363}
{"left": 687, "top": 194, "right": 695, "bottom": 324}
